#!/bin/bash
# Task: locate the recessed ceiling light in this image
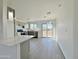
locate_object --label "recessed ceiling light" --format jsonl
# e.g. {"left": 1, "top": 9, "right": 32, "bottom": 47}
{"left": 58, "top": 4, "right": 62, "bottom": 7}
{"left": 47, "top": 11, "right": 51, "bottom": 15}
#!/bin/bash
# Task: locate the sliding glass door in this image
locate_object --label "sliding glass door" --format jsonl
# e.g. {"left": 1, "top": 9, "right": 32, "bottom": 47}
{"left": 47, "top": 22, "right": 53, "bottom": 37}
{"left": 42, "top": 23, "right": 47, "bottom": 37}
{"left": 42, "top": 21, "right": 54, "bottom": 38}
{"left": 24, "top": 20, "right": 56, "bottom": 38}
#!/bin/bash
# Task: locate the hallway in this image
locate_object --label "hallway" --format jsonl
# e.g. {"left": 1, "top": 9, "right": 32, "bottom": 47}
{"left": 29, "top": 38, "right": 65, "bottom": 59}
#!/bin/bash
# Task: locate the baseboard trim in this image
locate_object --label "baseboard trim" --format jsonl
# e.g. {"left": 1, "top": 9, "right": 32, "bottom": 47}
{"left": 57, "top": 42, "right": 66, "bottom": 59}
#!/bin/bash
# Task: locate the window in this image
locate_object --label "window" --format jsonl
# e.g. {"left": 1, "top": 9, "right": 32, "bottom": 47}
{"left": 30, "top": 24, "right": 34, "bottom": 30}
{"left": 30, "top": 23, "right": 38, "bottom": 30}
{"left": 25, "top": 24, "right": 29, "bottom": 29}
{"left": 42, "top": 24, "right": 47, "bottom": 30}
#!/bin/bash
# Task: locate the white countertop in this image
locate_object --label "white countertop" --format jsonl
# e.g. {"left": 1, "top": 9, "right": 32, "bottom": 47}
{"left": 0, "top": 35, "right": 34, "bottom": 46}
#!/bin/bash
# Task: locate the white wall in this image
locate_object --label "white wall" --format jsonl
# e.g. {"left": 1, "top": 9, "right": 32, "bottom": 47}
{"left": 56, "top": 0, "right": 74, "bottom": 59}
{"left": 73, "top": 0, "right": 78, "bottom": 59}
{"left": 0, "top": 0, "right": 17, "bottom": 59}
{"left": 0, "top": 0, "right": 15, "bottom": 40}
{"left": 3, "top": 0, "right": 8, "bottom": 40}
{"left": 0, "top": 0, "right": 7, "bottom": 41}
{"left": 7, "top": 0, "right": 77, "bottom": 59}
{"left": 7, "top": 21, "right": 14, "bottom": 39}
{"left": 0, "top": 0, "right": 3, "bottom": 40}
{"left": 56, "top": 0, "right": 77, "bottom": 59}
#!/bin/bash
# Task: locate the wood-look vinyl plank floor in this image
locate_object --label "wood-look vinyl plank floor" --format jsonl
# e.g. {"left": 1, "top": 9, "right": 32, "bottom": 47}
{"left": 29, "top": 38, "right": 65, "bottom": 59}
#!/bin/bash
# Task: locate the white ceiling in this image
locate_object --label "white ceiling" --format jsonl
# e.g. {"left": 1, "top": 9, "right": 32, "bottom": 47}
{"left": 7, "top": 0, "right": 63, "bottom": 22}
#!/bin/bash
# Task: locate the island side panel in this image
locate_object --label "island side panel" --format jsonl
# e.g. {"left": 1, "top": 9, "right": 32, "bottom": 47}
{"left": 0, "top": 45, "right": 17, "bottom": 59}
{"left": 20, "top": 40, "right": 30, "bottom": 59}
{"left": 17, "top": 44, "right": 20, "bottom": 59}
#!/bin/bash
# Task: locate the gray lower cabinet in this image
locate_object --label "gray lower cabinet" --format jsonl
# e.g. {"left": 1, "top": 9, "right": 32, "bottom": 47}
{"left": 20, "top": 40, "right": 30, "bottom": 59}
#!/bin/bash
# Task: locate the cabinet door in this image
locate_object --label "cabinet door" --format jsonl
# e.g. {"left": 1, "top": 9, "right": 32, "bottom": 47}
{"left": 20, "top": 40, "right": 30, "bottom": 59}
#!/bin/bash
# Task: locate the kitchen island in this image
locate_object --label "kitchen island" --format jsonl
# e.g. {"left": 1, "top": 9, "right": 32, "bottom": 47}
{"left": 0, "top": 35, "right": 33, "bottom": 59}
